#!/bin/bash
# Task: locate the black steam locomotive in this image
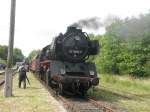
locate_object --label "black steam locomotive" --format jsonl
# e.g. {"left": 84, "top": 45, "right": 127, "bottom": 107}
{"left": 31, "top": 27, "right": 100, "bottom": 95}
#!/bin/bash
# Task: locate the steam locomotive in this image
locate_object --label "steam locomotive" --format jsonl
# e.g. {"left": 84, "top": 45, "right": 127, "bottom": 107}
{"left": 30, "top": 27, "right": 100, "bottom": 95}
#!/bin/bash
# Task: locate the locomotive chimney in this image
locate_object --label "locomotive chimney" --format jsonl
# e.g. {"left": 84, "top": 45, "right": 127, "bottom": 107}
{"left": 67, "top": 26, "right": 82, "bottom": 32}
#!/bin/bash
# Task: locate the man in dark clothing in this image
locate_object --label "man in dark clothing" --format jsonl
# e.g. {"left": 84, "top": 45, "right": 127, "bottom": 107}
{"left": 18, "top": 65, "right": 27, "bottom": 89}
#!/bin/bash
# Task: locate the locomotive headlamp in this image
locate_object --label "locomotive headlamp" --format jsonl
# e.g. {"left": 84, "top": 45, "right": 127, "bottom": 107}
{"left": 60, "top": 68, "right": 65, "bottom": 74}
{"left": 90, "top": 71, "right": 95, "bottom": 75}
{"left": 74, "top": 36, "right": 80, "bottom": 40}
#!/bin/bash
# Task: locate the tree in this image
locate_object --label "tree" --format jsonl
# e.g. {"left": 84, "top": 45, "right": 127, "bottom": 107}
{"left": 93, "top": 12, "right": 150, "bottom": 77}
{"left": 13, "top": 48, "right": 24, "bottom": 64}
{"left": 0, "top": 45, "right": 8, "bottom": 61}
{"left": 0, "top": 45, "right": 24, "bottom": 65}
{"left": 28, "top": 50, "right": 40, "bottom": 62}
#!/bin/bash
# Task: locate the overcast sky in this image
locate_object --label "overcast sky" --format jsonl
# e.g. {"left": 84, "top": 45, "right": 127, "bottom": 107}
{"left": 0, "top": 0, "right": 150, "bottom": 56}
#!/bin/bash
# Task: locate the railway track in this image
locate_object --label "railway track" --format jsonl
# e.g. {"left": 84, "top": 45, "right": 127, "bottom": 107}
{"left": 0, "top": 70, "right": 17, "bottom": 88}
{"left": 58, "top": 93, "right": 116, "bottom": 112}
{"left": 0, "top": 72, "right": 5, "bottom": 87}
{"left": 35, "top": 74, "right": 117, "bottom": 112}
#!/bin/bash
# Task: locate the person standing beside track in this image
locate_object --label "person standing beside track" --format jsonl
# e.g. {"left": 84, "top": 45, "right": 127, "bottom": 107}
{"left": 18, "top": 64, "right": 28, "bottom": 89}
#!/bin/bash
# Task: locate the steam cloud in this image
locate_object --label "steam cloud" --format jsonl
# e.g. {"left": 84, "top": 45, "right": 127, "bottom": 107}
{"left": 71, "top": 17, "right": 103, "bottom": 30}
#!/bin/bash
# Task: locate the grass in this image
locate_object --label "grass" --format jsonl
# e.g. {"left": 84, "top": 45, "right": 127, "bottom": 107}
{"left": 1, "top": 72, "right": 149, "bottom": 111}
{"left": 0, "top": 72, "right": 54, "bottom": 112}
{"left": 88, "top": 74, "right": 150, "bottom": 112}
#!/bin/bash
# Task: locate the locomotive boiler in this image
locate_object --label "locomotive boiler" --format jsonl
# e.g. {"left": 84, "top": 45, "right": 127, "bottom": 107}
{"left": 32, "top": 27, "right": 100, "bottom": 95}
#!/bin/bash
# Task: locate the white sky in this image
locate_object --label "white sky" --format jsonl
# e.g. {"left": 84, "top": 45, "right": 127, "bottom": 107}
{"left": 0, "top": 0, "right": 150, "bottom": 56}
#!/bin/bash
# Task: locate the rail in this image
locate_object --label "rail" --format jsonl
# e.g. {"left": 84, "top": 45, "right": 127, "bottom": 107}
{"left": 34, "top": 74, "right": 117, "bottom": 112}
{"left": 0, "top": 69, "right": 17, "bottom": 86}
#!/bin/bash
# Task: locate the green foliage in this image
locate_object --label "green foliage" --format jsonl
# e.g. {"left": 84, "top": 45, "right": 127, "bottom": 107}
{"left": 13, "top": 48, "right": 24, "bottom": 64}
{"left": 0, "top": 45, "right": 8, "bottom": 60}
{"left": 0, "top": 45, "right": 24, "bottom": 65}
{"left": 90, "top": 12, "right": 150, "bottom": 77}
{"left": 95, "top": 35, "right": 125, "bottom": 74}
{"left": 0, "top": 58, "right": 6, "bottom": 64}
{"left": 92, "top": 34, "right": 150, "bottom": 77}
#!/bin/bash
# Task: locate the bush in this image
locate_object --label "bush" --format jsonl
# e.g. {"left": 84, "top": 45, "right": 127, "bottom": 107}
{"left": 89, "top": 34, "right": 150, "bottom": 77}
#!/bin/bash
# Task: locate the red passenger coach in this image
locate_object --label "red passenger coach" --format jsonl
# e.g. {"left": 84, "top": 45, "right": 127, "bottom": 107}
{"left": 30, "top": 59, "right": 39, "bottom": 73}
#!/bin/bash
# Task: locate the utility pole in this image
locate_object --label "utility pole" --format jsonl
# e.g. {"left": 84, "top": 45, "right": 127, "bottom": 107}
{"left": 4, "top": 0, "right": 16, "bottom": 97}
